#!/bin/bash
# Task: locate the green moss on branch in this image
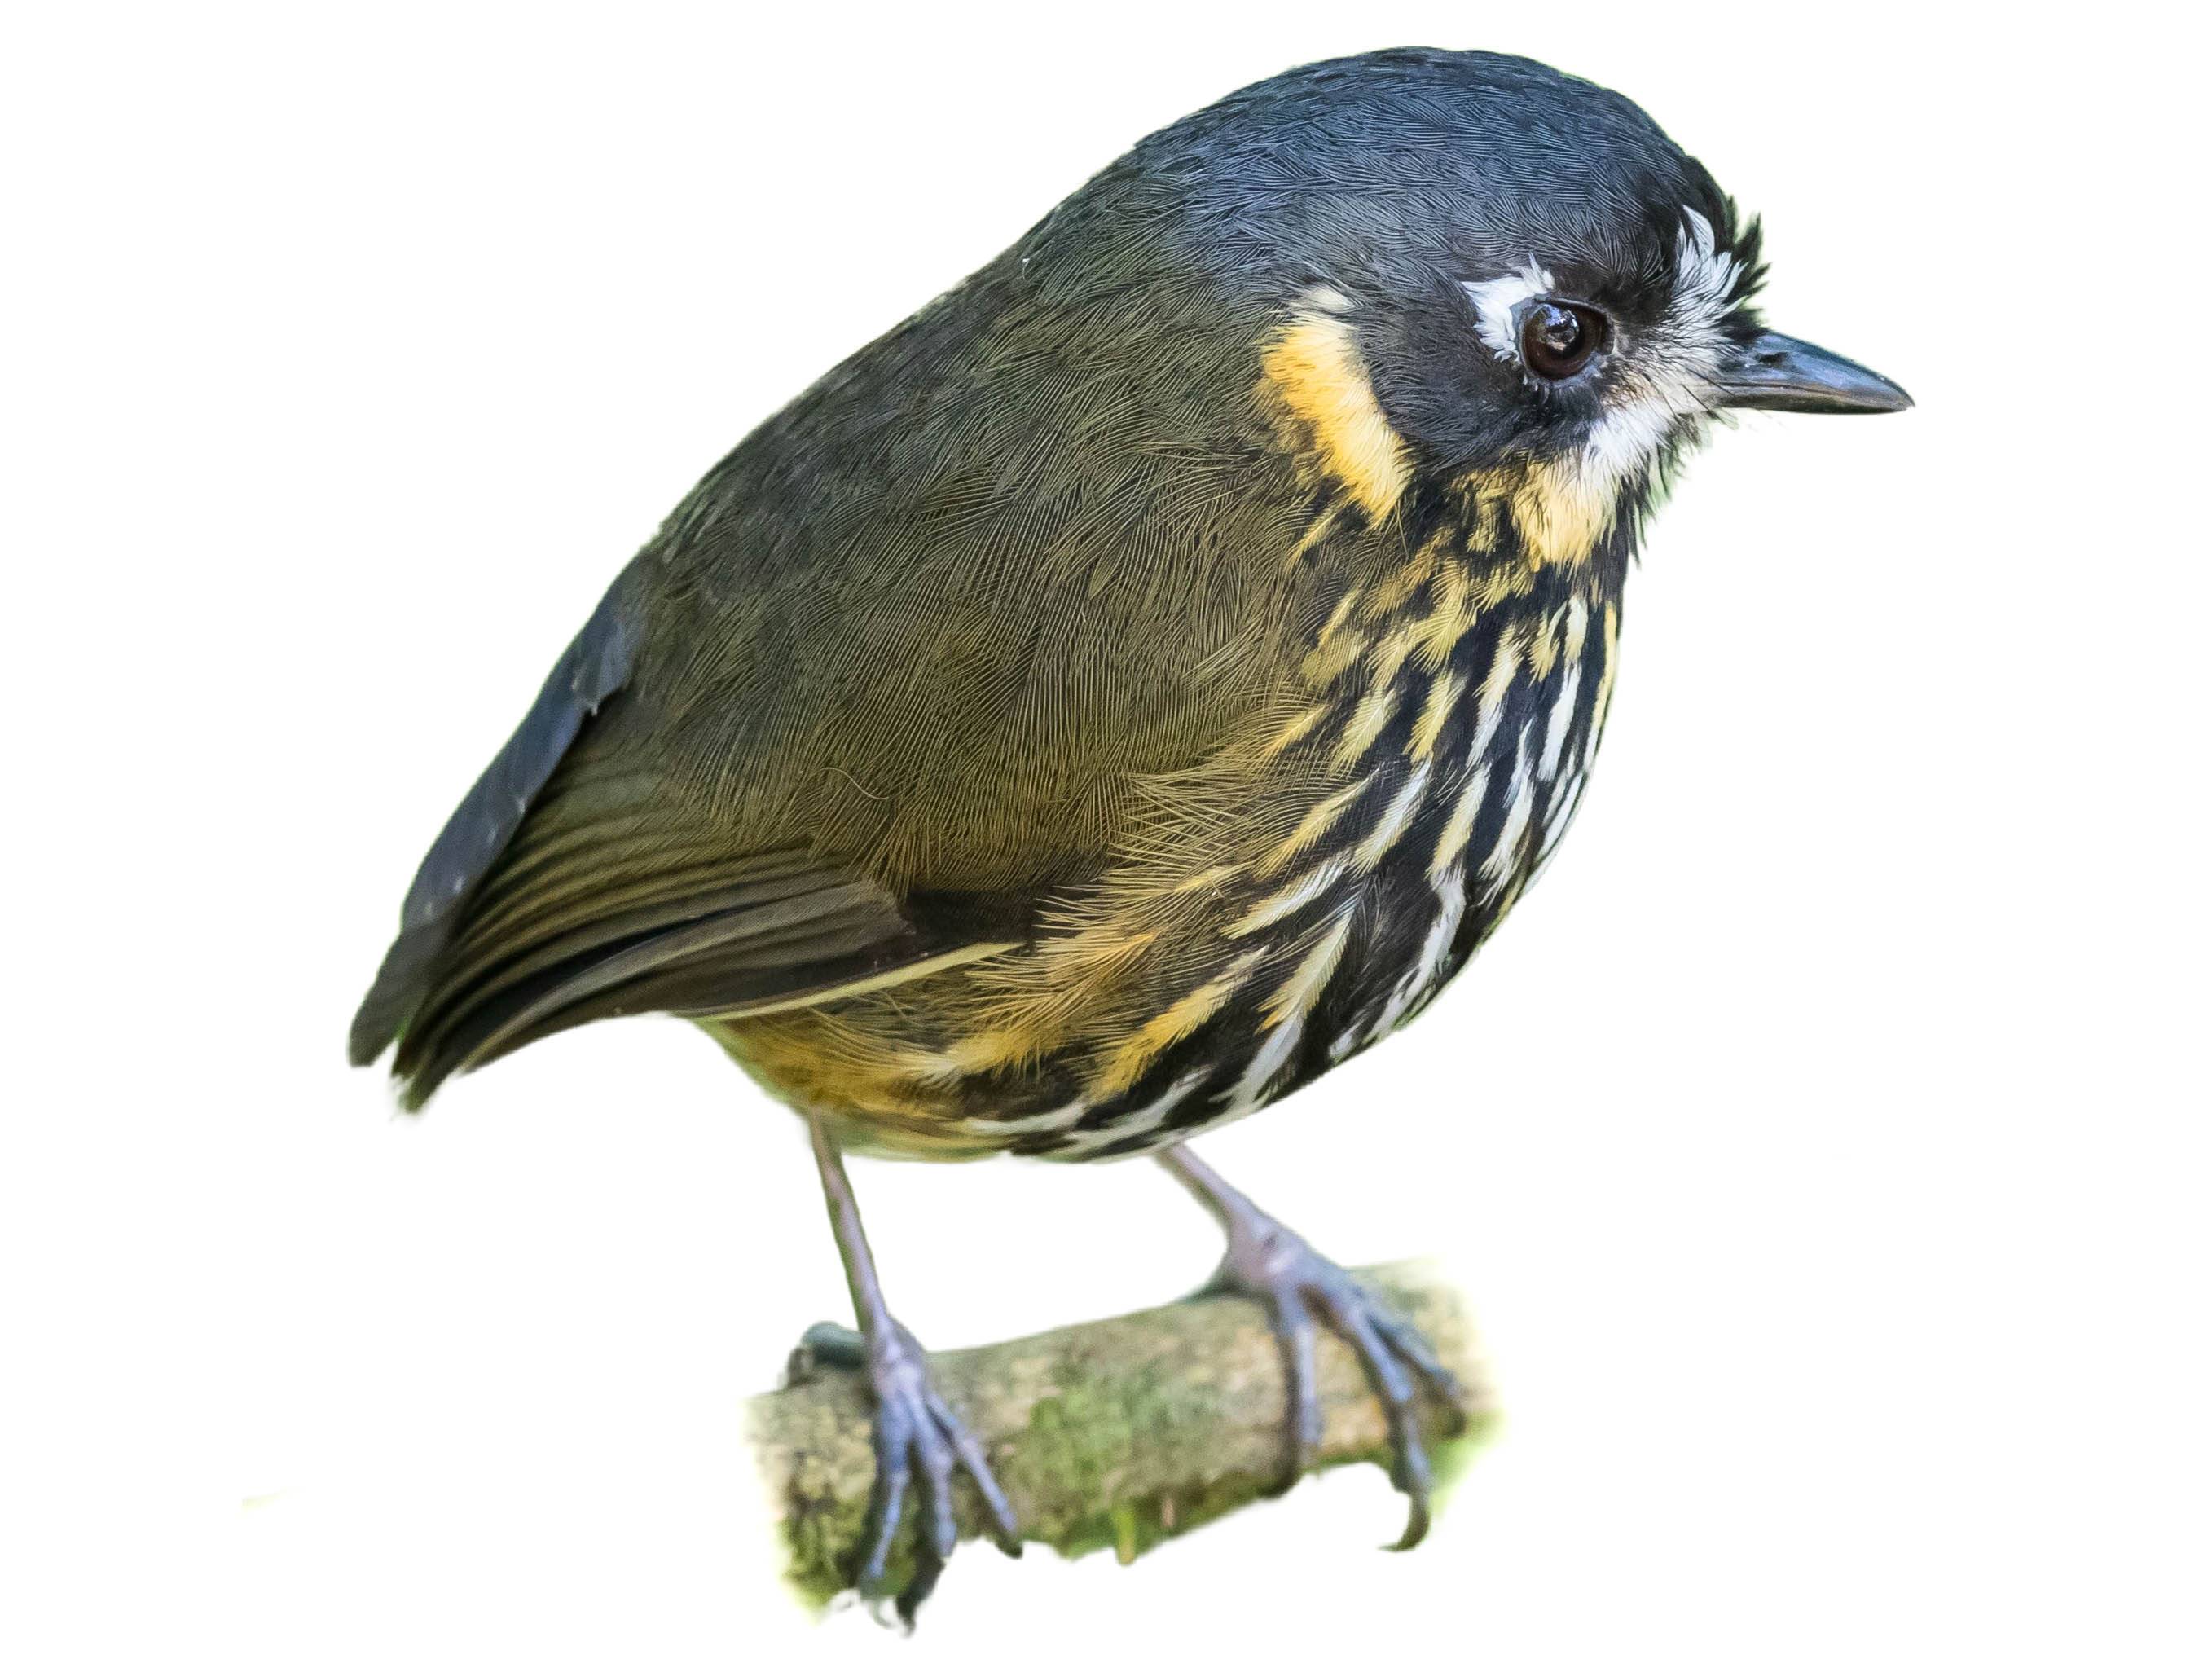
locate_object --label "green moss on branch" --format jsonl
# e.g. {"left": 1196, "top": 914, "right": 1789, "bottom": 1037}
{"left": 746, "top": 1261, "right": 1494, "bottom": 1608}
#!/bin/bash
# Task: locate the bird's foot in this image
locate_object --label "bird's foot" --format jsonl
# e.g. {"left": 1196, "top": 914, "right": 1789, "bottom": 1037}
{"left": 787, "top": 1320, "right": 1021, "bottom": 1623}
{"left": 1200, "top": 1214, "right": 1468, "bottom": 1548}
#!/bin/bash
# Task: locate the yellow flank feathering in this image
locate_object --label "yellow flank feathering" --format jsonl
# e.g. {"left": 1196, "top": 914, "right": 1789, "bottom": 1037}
{"left": 1363, "top": 537, "right": 1444, "bottom": 617}
{"left": 711, "top": 1015, "right": 939, "bottom": 1127}
{"left": 919, "top": 1024, "right": 1052, "bottom": 1080}
{"left": 1563, "top": 592, "right": 1591, "bottom": 657}
{"left": 1332, "top": 676, "right": 1402, "bottom": 770}
{"left": 1465, "top": 486, "right": 1504, "bottom": 553}
{"left": 1352, "top": 762, "right": 1431, "bottom": 871}
{"left": 1260, "top": 912, "right": 1356, "bottom": 1030}
{"left": 1172, "top": 862, "right": 1242, "bottom": 896}
{"left": 1429, "top": 762, "right": 1491, "bottom": 878}
{"left": 1225, "top": 855, "right": 1350, "bottom": 938}
{"left": 1316, "top": 587, "right": 1364, "bottom": 649}
{"left": 1260, "top": 702, "right": 1330, "bottom": 758}
{"left": 1091, "top": 951, "right": 1265, "bottom": 1097}
{"left": 1288, "top": 502, "right": 1349, "bottom": 568}
{"left": 1481, "top": 619, "right": 1528, "bottom": 718}
{"left": 1529, "top": 605, "right": 1563, "bottom": 677}
{"left": 914, "top": 924, "right": 1159, "bottom": 1079}
{"left": 713, "top": 940, "right": 1018, "bottom": 1023}
{"left": 1256, "top": 776, "right": 1374, "bottom": 877}
{"left": 1509, "top": 453, "right": 1616, "bottom": 568}
{"left": 1261, "top": 301, "right": 1411, "bottom": 521}
{"left": 1301, "top": 616, "right": 1370, "bottom": 688}
{"left": 1474, "top": 558, "right": 1537, "bottom": 609}
{"left": 1410, "top": 668, "right": 1465, "bottom": 761}
{"left": 1406, "top": 561, "right": 1479, "bottom": 668}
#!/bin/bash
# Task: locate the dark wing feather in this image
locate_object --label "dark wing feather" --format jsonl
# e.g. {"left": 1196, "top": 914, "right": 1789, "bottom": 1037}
{"left": 350, "top": 563, "right": 1021, "bottom": 1108}
{"left": 348, "top": 570, "right": 641, "bottom": 1067}
{"left": 349, "top": 596, "right": 1004, "bottom": 1106}
{"left": 387, "top": 861, "right": 942, "bottom": 1109}
{"left": 352, "top": 168, "right": 1327, "bottom": 1106}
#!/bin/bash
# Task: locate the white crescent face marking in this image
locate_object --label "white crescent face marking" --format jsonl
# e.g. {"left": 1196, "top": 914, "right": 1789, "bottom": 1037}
{"left": 1462, "top": 261, "right": 1556, "bottom": 361}
{"left": 1460, "top": 212, "right": 1748, "bottom": 508}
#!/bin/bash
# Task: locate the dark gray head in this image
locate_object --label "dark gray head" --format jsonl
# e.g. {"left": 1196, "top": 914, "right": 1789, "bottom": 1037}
{"left": 1031, "top": 49, "right": 1908, "bottom": 541}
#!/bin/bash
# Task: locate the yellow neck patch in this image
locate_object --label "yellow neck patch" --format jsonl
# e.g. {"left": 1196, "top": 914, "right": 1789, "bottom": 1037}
{"left": 1260, "top": 294, "right": 1410, "bottom": 521}
{"left": 1502, "top": 453, "right": 1616, "bottom": 569}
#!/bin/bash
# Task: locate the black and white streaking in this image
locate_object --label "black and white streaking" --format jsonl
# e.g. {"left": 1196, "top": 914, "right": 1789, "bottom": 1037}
{"left": 349, "top": 47, "right": 1911, "bottom": 1612}
{"left": 984, "top": 507, "right": 1622, "bottom": 1160}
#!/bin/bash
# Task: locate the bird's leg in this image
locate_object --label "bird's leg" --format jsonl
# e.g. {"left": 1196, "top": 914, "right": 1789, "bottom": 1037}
{"left": 797, "top": 1111, "right": 1020, "bottom": 1622}
{"left": 1156, "top": 1142, "right": 1468, "bottom": 1548}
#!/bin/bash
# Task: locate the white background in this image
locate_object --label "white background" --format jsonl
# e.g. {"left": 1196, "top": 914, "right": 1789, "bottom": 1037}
{"left": 5, "top": 3, "right": 2205, "bottom": 1654}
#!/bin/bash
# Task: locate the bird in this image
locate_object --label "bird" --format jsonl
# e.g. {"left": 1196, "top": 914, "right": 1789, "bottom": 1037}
{"left": 350, "top": 46, "right": 1910, "bottom": 1617}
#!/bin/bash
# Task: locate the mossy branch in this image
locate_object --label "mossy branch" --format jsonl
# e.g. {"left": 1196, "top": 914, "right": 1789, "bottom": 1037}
{"left": 745, "top": 1261, "right": 1494, "bottom": 1608}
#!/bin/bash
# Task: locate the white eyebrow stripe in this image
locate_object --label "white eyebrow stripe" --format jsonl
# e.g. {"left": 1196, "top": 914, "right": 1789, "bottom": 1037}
{"left": 1467, "top": 211, "right": 1740, "bottom": 361}
{"left": 1461, "top": 261, "right": 1555, "bottom": 361}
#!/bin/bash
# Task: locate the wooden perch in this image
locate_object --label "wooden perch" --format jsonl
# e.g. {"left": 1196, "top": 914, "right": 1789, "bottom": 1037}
{"left": 746, "top": 1261, "right": 1494, "bottom": 1607}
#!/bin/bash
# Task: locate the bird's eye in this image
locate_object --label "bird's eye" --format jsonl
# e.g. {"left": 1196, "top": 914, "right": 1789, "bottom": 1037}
{"left": 1519, "top": 301, "right": 1608, "bottom": 380}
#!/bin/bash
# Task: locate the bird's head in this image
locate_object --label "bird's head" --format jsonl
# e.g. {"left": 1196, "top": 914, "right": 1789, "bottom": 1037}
{"left": 1088, "top": 49, "right": 1911, "bottom": 563}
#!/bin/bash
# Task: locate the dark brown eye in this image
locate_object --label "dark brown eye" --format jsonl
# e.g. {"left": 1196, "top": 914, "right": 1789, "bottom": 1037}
{"left": 1520, "top": 301, "right": 1608, "bottom": 379}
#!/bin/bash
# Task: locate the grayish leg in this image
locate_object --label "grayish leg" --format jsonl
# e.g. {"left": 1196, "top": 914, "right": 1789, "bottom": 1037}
{"left": 802, "top": 1112, "right": 1020, "bottom": 1622}
{"left": 1157, "top": 1142, "right": 1468, "bottom": 1549}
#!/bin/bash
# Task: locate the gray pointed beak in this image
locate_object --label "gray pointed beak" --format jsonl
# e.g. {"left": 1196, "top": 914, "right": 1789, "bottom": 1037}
{"left": 1714, "top": 330, "right": 1913, "bottom": 414}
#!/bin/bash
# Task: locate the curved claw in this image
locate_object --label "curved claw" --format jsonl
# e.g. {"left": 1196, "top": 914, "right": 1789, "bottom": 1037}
{"left": 1338, "top": 1304, "right": 1431, "bottom": 1547}
{"left": 1206, "top": 1217, "right": 1465, "bottom": 1548}
{"left": 926, "top": 1394, "right": 1023, "bottom": 1557}
{"left": 798, "top": 1321, "right": 1022, "bottom": 1623}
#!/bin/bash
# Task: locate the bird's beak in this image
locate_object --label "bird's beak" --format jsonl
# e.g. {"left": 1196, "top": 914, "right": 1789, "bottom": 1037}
{"left": 1713, "top": 330, "right": 1913, "bottom": 414}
